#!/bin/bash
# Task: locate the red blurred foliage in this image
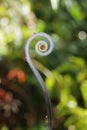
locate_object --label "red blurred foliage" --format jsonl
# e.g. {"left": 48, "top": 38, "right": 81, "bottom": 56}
{"left": 0, "top": 89, "right": 7, "bottom": 101}
{"left": 0, "top": 89, "right": 11, "bottom": 103}
{"left": 7, "top": 69, "right": 26, "bottom": 84}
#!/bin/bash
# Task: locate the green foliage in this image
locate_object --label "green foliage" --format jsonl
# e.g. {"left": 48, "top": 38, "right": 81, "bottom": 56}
{"left": 0, "top": 0, "right": 87, "bottom": 130}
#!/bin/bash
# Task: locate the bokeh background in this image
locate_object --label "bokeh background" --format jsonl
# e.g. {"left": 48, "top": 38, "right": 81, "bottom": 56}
{"left": 0, "top": 0, "right": 87, "bottom": 130}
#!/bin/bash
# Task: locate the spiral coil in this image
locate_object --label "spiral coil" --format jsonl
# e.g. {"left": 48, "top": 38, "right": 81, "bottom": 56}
{"left": 25, "top": 32, "right": 54, "bottom": 130}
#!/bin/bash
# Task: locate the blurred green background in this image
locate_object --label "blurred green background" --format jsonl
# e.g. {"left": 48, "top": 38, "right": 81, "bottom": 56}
{"left": 0, "top": 0, "right": 87, "bottom": 130}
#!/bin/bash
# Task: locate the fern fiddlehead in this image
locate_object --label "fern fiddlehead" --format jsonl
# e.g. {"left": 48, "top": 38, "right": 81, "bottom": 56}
{"left": 25, "top": 32, "right": 54, "bottom": 130}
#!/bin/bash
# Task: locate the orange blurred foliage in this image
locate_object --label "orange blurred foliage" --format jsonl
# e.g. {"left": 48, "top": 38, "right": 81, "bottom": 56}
{"left": 7, "top": 69, "right": 26, "bottom": 84}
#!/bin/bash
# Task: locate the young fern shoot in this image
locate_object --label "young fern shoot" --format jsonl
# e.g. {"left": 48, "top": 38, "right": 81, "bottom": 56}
{"left": 25, "top": 32, "right": 54, "bottom": 130}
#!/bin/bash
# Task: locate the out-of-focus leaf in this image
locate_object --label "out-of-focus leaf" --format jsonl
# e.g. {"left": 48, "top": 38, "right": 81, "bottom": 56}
{"left": 64, "top": 0, "right": 84, "bottom": 21}
{"left": 69, "top": 56, "right": 86, "bottom": 68}
{"left": 77, "top": 70, "right": 87, "bottom": 83}
{"left": 1, "top": 125, "right": 9, "bottom": 130}
{"left": 80, "top": 80, "right": 87, "bottom": 107}
{"left": 65, "top": 107, "right": 87, "bottom": 130}
{"left": 45, "top": 71, "right": 63, "bottom": 97}
{"left": 0, "top": 6, "right": 8, "bottom": 16}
